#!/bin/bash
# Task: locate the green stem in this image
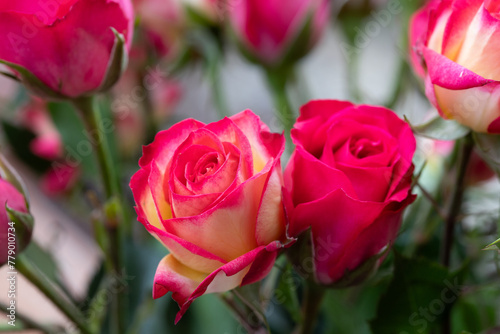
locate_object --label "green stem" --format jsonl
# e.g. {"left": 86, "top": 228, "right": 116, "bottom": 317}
{"left": 207, "top": 46, "right": 230, "bottom": 118}
{"left": 441, "top": 135, "right": 474, "bottom": 334}
{"left": 72, "top": 96, "right": 119, "bottom": 199}
{"left": 137, "top": 70, "right": 159, "bottom": 144}
{"left": 441, "top": 135, "right": 474, "bottom": 267}
{"left": 299, "top": 280, "right": 326, "bottom": 334}
{"left": 125, "top": 294, "right": 154, "bottom": 334}
{"left": 220, "top": 294, "right": 268, "bottom": 334}
{"left": 232, "top": 289, "right": 271, "bottom": 333}
{"left": 265, "top": 68, "right": 296, "bottom": 151}
{"left": 16, "top": 254, "right": 93, "bottom": 334}
{"left": 384, "top": 60, "right": 408, "bottom": 110}
{"left": 347, "top": 53, "right": 363, "bottom": 103}
{"left": 204, "top": 34, "right": 229, "bottom": 118}
{"left": 72, "top": 96, "right": 127, "bottom": 334}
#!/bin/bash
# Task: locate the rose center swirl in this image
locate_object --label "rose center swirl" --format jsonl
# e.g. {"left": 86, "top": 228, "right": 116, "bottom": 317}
{"left": 349, "top": 138, "right": 384, "bottom": 159}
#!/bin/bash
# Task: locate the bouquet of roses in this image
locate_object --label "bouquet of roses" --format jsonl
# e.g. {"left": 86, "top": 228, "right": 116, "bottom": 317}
{"left": 0, "top": 0, "right": 499, "bottom": 333}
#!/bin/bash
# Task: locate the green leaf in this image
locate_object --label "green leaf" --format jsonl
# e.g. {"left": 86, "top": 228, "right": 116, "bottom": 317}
{"left": 97, "top": 29, "right": 128, "bottom": 93}
{"left": 472, "top": 132, "right": 500, "bottom": 177}
{"left": 452, "top": 300, "right": 483, "bottom": 333}
{"left": 275, "top": 262, "right": 302, "bottom": 323}
{"left": 370, "top": 255, "right": 459, "bottom": 334}
{"left": 406, "top": 115, "right": 470, "bottom": 141}
{"left": 483, "top": 238, "right": 500, "bottom": 251}
{"left": 324, "top": 284, "right": 389, "bottom": 334}
{"left": 0, "top": 59, "right": 65, "bottom": 100}
{"left": 22, "top": 242, "right": 72, "bottom": 299}
{"left": 47, "top": 101, "right": 98, "bottom": 180}
{"left": 451, "top": 284, "right": 500, "bottom": 333}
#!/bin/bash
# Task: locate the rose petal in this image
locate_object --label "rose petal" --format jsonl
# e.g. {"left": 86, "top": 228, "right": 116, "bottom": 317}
{"left": 204, "top": 117, "right": 253, "bottom": 179}
{"left": 285, "top": 148, "right": 357, "bottom": 220}
{"left": 325, "top": 195, "right": 414, "bottom": 285}
{"left": 453, "top": 3, "right": 500, "bottom": 80}
{"left": 145, "top": 223, "right": 227, "bottom": 274}
{"left": 140, "top": 119, "right": 205, "bottom": 169}
{"left": 155, "top": 243, "right": 282, "bottom": 323}
{"left": 163, "top": 165, "right": 274, "bottom": 261}
{"left": 130, "top": 166, "right": 165, "bottom": 231}
{"left": 255, "top": 159, "right": 286, "bottom": 245}
{"left": 230, "top": 110, "right": 285, "bottom": 174}
{"left": 292, "top": 189, "right": 386, "bottom": 285}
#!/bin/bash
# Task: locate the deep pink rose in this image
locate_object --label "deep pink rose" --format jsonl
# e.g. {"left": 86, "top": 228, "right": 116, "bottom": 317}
{"left": 41, "top": 163, "right": 80, "bottom": 196}
{"left": 133, "top": 0, "right": 185, "bottom": 58}
{"left": 130, "top": 110, "right": 290, "bottom": 322}
{"left": 284, "top": 100, "right": 416, "bottom": 286}
{"left": 20, "top": 99, "right": 62, "bottom": 160}
{"left": 0, "top": 0, "right": 134, "bottom": 98}
{"left": 229, "top": 0, "right": 330, "bottom": 67}
{"left": 410, "top": 0, "right": 500, "bottom": 133}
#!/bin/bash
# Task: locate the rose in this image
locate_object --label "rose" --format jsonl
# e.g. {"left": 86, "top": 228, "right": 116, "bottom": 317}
{"left": 284, "top": 100, "right": 416, "bottom": 286}
{"left": 228, "top": 0, "right": 330, "bottom": 67}
{"left": 20, "top": 99, "right": 62, "bottom": 161}
{"left": 410, "top": 0, "right": 500, "bottom": 133}
{"left": 0, "top": 180, "right": 27, "bottom": 265}
{"left": 41, "top": 163, "right": 80, "bottom": 196}
{"left": 130, "top": 110, "right": 290, "bottom": 322}
{"left": 133, "top": 0, "right": 186, "bottom": 58}
{"left": 0, "top": 0, "right": 134, "bottom": 99}
{"left": 0, "top": 155, "right": 32, "bottom": 266}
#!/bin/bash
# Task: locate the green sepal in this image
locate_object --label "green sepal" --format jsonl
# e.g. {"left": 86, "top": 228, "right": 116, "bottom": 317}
{"left": 5, "top": 204, "right": 34, "bottom": 255}
{"left": 0, "top": 153, "right": 30, "bottom": 208}
{"left": 96, "top": 28, "right": 128, "bottom": 93}
{"left": 483, "top": 238, "right": 500, "bottom": 251}
{"left": 0, "top": 59, "right": 65, "bottom": 100}
{"left": 406, "top": 115, "right": 470, "bottom": 141}
{"left": 328, "top": 245, "right": 390, "bottom": 289}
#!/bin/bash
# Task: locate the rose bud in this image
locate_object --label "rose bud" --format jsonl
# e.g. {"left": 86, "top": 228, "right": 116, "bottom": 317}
{"left": 0, "top": 155, "right": 33, "bottom": 266}
{"left": 228, "top": 0, "right": 330, "bottom": 68}
{"left": 466, "top": 150, "right": 496, "bottom": 185}
{"left": 410, "top": 0, "right": 500, "bottom": 133}
{"left": 150, "top": 78, "right": 182, "bottom": 123}
{"left": 130, "top": 110, "right": 291, "bottom": 322}
{"left": 19, "top": 99, "right": 63, "bottom": 161}
{"left": 41, "top": 163, "right": 80, "bottom": 197}
{"left": 133, "top": 0, "right": 186, "bottom": 59}
{"left": 0, "top": 0, "right": 134, "bottom": 99}
{"left": 284, "top": 100, "right": 416, "bottom": 287}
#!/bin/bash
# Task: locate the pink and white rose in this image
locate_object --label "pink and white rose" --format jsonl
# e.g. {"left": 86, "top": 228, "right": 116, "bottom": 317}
{"left": 130, "top": 110, "right": 290, "bottom": 322}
